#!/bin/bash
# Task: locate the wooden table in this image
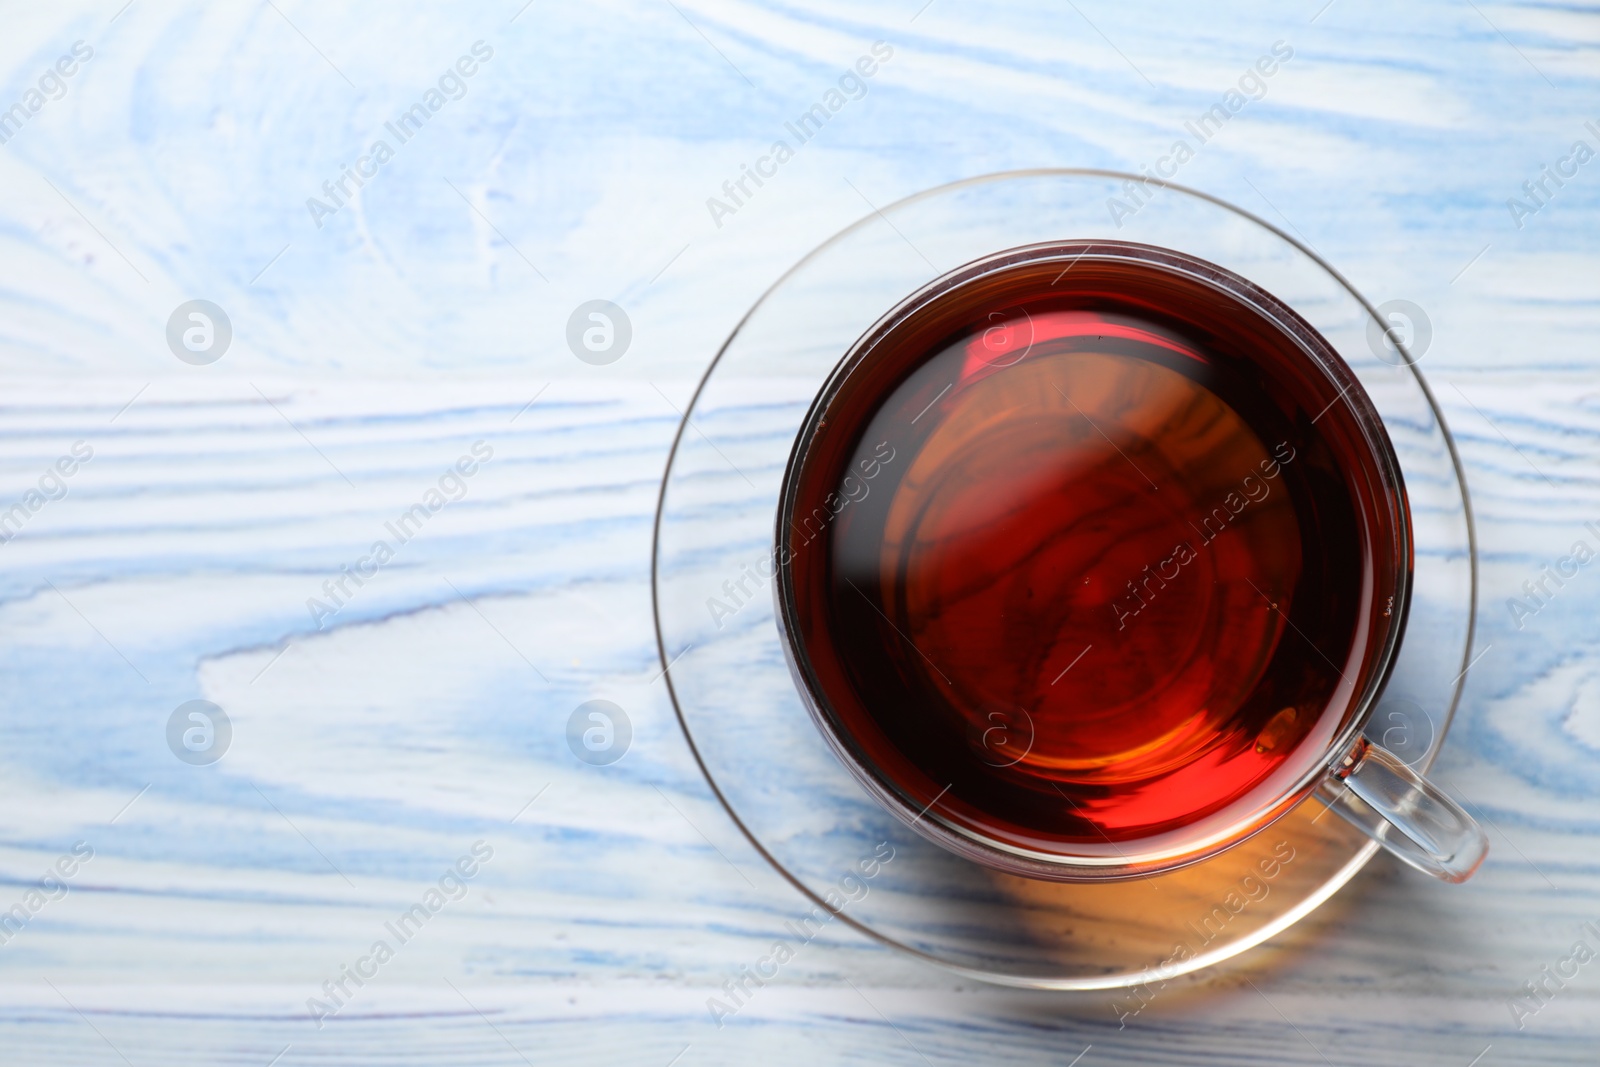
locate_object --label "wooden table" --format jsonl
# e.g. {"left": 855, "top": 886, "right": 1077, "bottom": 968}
{"left": 0, "top": 1, "right": 1595, "bottom": 1063}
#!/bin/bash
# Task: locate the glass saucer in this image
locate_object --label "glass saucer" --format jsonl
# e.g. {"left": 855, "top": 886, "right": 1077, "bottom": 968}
{"left": 650, "top": 171, "right": 1477, "bottom": 989}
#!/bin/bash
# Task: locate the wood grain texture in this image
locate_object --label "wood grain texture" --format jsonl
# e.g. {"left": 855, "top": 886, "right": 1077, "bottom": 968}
{"left": 0, "top": 0, "right": 1597, "bottom": 1063}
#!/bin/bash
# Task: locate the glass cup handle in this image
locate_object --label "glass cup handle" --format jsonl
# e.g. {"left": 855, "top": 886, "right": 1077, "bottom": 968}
{"left": 1317, "top": 738, "right": 1488, "bottom": 883}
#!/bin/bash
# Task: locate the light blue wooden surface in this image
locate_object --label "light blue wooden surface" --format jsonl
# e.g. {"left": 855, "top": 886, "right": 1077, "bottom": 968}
{"left": 0, "top": 1, "right": 1597, "bottom": 1063}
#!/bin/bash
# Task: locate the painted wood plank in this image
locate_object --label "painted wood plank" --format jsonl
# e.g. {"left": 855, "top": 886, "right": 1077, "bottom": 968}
{"left": 0, "top": 0, "right": 1596, "bottom": 1063}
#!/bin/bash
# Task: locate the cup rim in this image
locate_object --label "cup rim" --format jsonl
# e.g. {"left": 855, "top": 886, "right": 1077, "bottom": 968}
{"left": 772, "top": 238, "right": 1414, "bottom": 880}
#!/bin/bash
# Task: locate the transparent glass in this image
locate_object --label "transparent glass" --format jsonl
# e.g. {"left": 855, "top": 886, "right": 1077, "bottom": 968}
{"left": 1324, "top": 739, "right": 1487, "bottom": 882}
{"left": 652, "top": 170, "right": 1481, "bottom": 988}
{"left": 770, "top": 239, "right": 1486, "bottom": 884}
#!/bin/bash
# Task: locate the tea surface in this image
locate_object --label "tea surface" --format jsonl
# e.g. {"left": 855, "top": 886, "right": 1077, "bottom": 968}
{"left": 783, "top": 254, "right": 1400, "bottom": 855}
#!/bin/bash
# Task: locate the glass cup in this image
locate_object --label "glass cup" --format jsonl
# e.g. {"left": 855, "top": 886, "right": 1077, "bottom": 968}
{"left": 773, "top": 240, "right": 1488, "bottom": 884}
